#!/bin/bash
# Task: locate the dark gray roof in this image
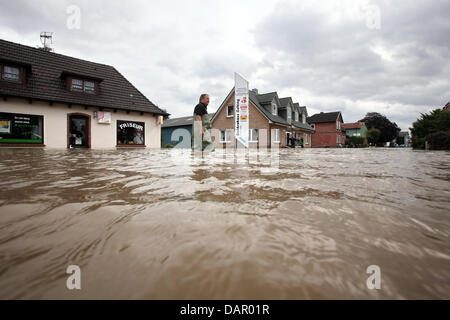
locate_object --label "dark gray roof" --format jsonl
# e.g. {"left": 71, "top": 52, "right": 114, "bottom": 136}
{"left": 279, "top": 97, "right": 293, "bottom": 109}
{"left": 256, "top": 92, "right": 278, "bottom": 104}
{"left": 0, "top": 39, "right": 168, "bottom": 115}
{"left": 249, "top": 90, "right": 289, "bottom": 126}
{"left": 291, "top": 121, "right": 315, "bottom": 131}
{"left": 163, "top": 113, "right": 213, "bottom": 128}
{"left": 307, "top": 112, "right": 342, "bottom": 123}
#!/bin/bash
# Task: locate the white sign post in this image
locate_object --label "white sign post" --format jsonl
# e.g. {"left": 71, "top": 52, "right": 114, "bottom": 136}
{"left": 234, "top": 72, "right": 249, "bottom": 148}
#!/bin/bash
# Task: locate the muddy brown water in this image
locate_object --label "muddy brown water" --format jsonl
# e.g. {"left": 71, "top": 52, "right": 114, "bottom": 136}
{"left": 0, "top": 148, "right": 449, "bottom": 299}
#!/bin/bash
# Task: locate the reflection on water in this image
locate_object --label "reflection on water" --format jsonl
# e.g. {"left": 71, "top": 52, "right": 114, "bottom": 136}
{"left": 0, "top": 148, "right": 449, "bottom": 299}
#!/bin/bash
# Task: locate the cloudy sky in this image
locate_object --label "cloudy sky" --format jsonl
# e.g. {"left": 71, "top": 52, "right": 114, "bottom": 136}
{"left": 1, "top": 0, "right": 449, "bottom": 131}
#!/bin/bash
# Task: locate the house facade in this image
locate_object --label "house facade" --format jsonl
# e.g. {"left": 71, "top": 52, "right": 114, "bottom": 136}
{"left": 342, "top": 122, "right": 368, "bottom": 144}
{"left": 307, "top": 112, "right": 346, "bottom": 147}
{"left": 211, "top": 88, "right": 314, "bottom": 148}
{"left": 0, "top": 39, "right": 168, "bottom": 149}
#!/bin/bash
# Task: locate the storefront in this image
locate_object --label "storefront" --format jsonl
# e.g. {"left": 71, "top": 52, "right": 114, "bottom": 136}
{"left": 0, "top": 39, "right": 168, "bottom": 149}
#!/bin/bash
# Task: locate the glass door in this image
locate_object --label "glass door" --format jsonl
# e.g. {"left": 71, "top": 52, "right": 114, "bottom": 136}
{"left": 69, "top": 115, "right": 89, "bottom": 148}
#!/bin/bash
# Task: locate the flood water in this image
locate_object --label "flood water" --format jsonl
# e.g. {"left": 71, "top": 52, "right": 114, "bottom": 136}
{"left": 0, "top": 148, "right": 449, "bottom": 299}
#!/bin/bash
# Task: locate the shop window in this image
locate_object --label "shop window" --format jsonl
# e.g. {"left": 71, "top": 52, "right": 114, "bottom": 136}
{"left": 117, "top": 120, "right": 145, "bottom": 145}
{"left": 0, "top": 112, "right": 43, "bottom": 144}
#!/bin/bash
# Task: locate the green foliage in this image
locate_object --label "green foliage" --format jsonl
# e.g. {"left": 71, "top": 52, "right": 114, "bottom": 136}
{"left": 359, "top": 112, "right": 400, "bottom": 143}
{"left": 411, "top": 109, "right": 450, "bottom": 150}
{"left": 345, "top": 136, "right": 365, "bottom": 147}
{"left": 427, "top": 131, "right": 450, "bottom": 150}
{"left": 367, "top": 128, "right": 381, "bottom": 145}
{"left": 164, "top": 143, "right": 175, "bottom": 148}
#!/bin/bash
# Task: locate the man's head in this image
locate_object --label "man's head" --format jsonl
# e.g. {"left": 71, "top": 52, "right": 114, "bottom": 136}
{"left": 199, "top": 94, "right": 209, "bottom": 106}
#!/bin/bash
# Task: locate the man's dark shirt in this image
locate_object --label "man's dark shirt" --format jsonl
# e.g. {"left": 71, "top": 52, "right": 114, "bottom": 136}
{"left": 194, "top": 102, "right": 208, "bottom": 116}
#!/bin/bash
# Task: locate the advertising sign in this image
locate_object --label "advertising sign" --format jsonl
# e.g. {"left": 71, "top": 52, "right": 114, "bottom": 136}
{"left": 234, "top": 72, "right": 249, "bottom": 148}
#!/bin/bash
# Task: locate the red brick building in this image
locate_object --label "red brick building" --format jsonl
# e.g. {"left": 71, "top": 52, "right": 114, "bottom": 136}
{"left": 307, "top": 112, "right": 346, "bottom": 147}
{"left": 211, "top": 88, "right": 314, "bottom": 148}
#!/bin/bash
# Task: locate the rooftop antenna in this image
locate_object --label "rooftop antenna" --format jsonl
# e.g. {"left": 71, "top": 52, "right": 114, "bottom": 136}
{"left": 39, "top": 32, "right": 53, "bottom": 52}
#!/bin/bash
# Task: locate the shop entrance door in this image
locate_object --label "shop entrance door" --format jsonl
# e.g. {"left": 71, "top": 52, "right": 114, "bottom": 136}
{"left": 68, "top": 114, "right": 89, "bottom": 148}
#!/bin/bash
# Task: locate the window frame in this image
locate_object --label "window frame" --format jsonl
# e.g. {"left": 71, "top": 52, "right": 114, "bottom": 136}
{"left": 1, "top": 64, "right": 22, "bottom": 83}
{"left": 272, "top": 103, "right": 278, "bottom": 116}
{"left": 249, "top": 128, "right": 259, "bottom": 142}
{"left": 272, "top": 128, "right": 281, "bottom": 143}
{"left": 226, "top": 105, "right": 234, "bottom": 117}
{"left": 116, "top": 120, "right": 146, "bottom": 146}
{"left": 287, "top": 106, "right": 291, "bottom": 120}
{"left": 220, "top": 129, "right": 232, "bottom": 143}
{"left": 295, "top": 111, "right": 299, "bottom": 122}
{"left": 69, "top": 77, "right": 98, "bottom": 94}
{"left": 0, "top": 112, "right": 44, "bottom": 146}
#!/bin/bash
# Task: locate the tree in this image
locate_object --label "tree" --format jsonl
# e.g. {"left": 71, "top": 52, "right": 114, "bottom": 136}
{"left": 359, "top": 112, "right": 401, "bottom": 143}
{"left": 411, "top": 109, "right": 450, "bottom": 150}
{"left": 367, "top": 128, "right": 381, "bottom": 145}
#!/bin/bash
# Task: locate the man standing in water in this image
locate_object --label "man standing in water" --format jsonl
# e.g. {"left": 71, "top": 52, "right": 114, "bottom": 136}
{"left": 192, "top": 94, "right": 214, "bottom": 151}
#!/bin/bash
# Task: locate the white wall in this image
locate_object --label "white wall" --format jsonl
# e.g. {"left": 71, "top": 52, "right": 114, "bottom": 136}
{"left": 0, "top": 97, "right": 161, "bottom": 149}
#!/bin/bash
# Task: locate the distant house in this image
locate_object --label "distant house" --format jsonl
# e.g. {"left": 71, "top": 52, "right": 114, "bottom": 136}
{"left": 342, "top": 122, "right": 368, "bottom": 144}
{"left": 211, "top": 88, "right": 314, "bottom": 148}
{"left": 444, "top": 102, "right": 450, "bottom": 110}
{"left": 307, "top": 112, "right": 346, "bottom": 147}
{"left": 0, "top": 39, "right": 168, "bottom": 149}
{"left": 398, "top": 131, "right": 411, "bottom": 147}
{"left": 161, "top": 114, "right": 213, "bottom": 148}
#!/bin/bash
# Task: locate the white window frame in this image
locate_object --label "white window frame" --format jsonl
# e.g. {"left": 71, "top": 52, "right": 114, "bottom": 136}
{"left": 2, "top": 66, "right": 20, "bottom": 81}
{"left": 302, "top": 113, "right": 306, "bottom": 124}
{"left": 272, "top": 103, "right": 277, "bottom": 116}
{"left": 305, "top": 134, "right": 310, "bottom": 145}
{"left": 249, "top": 129, "right": 259, "bottom": 142}
{"left": 227, "top": 105, "right": 234, "bottom": 117}
{"left": 272, "top": 129, "right": 280, "bottom": 143}
{"left": 84, "top": 81, "right": 95, "bottom": 94}
{"left": 287, "top": 107, "right": 291, "bottom": 120}
{"left": 295, "top": 111, "right": 299, "bottom": 122}
{"left": 71, "top": 78, "right": 83, "bottom": 92}
{"left": 220, "top": 129, "right": 232, "bottom": 143}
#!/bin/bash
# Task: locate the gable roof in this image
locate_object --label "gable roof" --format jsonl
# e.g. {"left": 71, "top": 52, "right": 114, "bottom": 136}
{"left": 211, "top": 87, "right": 314, "bottom": 132}
{"left": 162, "top": 113, "right": 213, "bottom": 128}
{"left": 0, "top": 39, "right": 168, "bottom": 115}
{"left": 279, "top": 97, "right": 293, "bottom": 109}
{"left": 342, "top": 122, "right": 365, "bottom": 130}
{"left": 307, "top": 111, "right": 343, "bottom": 124}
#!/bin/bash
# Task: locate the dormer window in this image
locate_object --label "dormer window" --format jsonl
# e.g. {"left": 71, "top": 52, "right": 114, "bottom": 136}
{"left": 2, "top": 66, "right": 20, "bottom": 81}
{"left": 295, "top": 111, "right": 299, "bottom": 122}
{"left": 70, "top": 78, "right": 97, "bottom": 94}
{"left": 302, "top": 113, "right": 306, "bottom": 124}
{"left": 287, "top": 106, "right": 291, "bottom": 120}
{"left": 84, "top": 81, "right": 95, "bottom": 94}
{"left": 272, "top": 103, "right": 277, "bottom": 116}
{"left": 1, "top": 64, "right": 22, "bottom": 82}
{"left": 71, "top": 79, "right": 83, "bottom": 91}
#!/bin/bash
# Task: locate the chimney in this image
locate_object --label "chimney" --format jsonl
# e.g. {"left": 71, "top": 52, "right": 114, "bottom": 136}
{"left": 251, "top": 88, "right": 258, "bottom": 94}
